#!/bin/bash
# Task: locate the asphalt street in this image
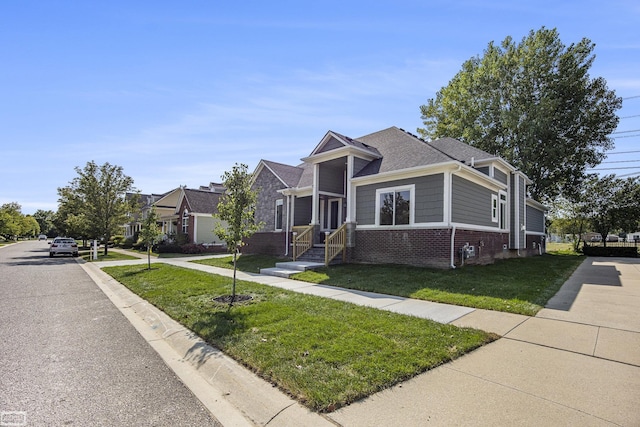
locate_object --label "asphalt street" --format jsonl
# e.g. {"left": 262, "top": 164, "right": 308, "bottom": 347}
{"left": 0, "top": 241, "right": 221, "bottom": 426}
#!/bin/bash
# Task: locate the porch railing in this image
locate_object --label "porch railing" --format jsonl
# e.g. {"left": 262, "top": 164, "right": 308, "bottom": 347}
{"left": 324, "top": 223, "right": 347, "bottom": 266}
{"left": 292, "top": 225, "right": 314, "bottom": 261}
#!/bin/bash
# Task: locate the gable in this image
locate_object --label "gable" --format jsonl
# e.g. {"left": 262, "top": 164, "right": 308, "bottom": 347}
{"left": 180, "top": 189, "right": 222, "bottom": 215}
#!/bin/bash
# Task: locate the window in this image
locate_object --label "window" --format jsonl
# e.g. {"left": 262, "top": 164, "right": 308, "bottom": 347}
{"left": 499, "top": 192, "right": 507, "bottom": 229}
{"left": 182, "top": 210, "right": 189, "bottom": 234}
{"left": 491, "top": 194, "right": 499, "bottom": 223}
{"left": 491, "top": 193, "right": 507, "bottom": 228}
{"left": 376, "top": 186, "right": 413, "bottom": 226}
{"left": 275, "top": 199, "right": 283, "bottom": 231}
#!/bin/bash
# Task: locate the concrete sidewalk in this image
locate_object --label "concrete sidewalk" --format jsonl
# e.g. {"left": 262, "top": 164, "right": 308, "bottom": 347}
{"left": 85, "top": 254, "right": 640, "bottom": 426}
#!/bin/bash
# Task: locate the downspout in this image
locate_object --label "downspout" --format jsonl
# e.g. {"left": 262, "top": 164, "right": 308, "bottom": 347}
{"left": 449, "top": 164, "right": 462, "bottom": 269}
{"left": 450, "top": 226, "right": 457, "bottom": 269}
{"left": 284, "top": 194, "right": 290, "bottom": 256}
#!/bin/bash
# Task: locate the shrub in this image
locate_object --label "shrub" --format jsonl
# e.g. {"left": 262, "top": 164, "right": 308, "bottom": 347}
{"left": 582, "top": 244, "right": 638, "bottom": 257}
{"left": 111, "top": 235, "right": 125, "bottom": 247}
{"left": 122, "top": 237, "right": 135, "bottom": 249}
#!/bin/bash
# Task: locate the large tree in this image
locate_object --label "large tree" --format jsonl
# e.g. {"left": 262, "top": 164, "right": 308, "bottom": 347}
{"left": 0, "top": 203, "right": 36, "bottom": 240}
{"left": 58, "top": 161, "right": 136, "bottom": 255}
{"left": 213, "top": 163, "right": 262, "bottom": 306}
{"left": 582, "top": 175, "right": 640, "bottom": 245}
{"left": 33, "top": 209, "right": 57, "bottom": 237}
{"left": 418, "top": 27, "right": 622, "bottom": 202}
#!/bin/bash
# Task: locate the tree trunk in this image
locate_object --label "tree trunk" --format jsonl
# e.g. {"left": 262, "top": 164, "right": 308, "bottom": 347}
{"left": 230, "top": 247, "right": 238, "bottom": 308}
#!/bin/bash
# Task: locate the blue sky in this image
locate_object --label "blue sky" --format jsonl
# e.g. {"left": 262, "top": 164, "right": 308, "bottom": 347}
{"left": 2, "top": 1, "right": 639, "bottom": 215}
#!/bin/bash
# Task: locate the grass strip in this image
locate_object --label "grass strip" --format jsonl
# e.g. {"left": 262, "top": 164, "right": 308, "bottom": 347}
{"left": 102, "top": 263, "right": 495, "bottom": 412}
{"left": 195, "top": 252, "right": 584, "bottom": 316}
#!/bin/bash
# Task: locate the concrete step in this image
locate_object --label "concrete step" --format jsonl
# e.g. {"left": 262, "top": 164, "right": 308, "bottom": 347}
{"left": 260, "top": 261, "right": 326, "bottom": 278}
{"left": 258, "top": 267, "right": 303, "bottom": 278}
{"left": 275, "top": 261, "right": 325, "bottom": 271}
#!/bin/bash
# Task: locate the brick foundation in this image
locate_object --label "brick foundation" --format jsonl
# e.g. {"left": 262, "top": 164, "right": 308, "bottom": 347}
{"left": 246, "top": 228, "right": 542, "bottom": 268}
{"left": 351, "top": 228, "right": 511, "bottom": 268}
{"left": 243, "top": 232, "right": 288, "bottom": 256}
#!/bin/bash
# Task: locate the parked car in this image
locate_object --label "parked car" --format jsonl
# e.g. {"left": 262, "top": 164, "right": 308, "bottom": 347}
{"left": 49, "top": 237, "right": 79, "bottom": 257}
{"left": 606, "top": 235, "right": 619, "bottom": 242}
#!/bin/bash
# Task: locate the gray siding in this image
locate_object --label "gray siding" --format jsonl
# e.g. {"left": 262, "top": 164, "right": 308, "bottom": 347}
{"left": 318, "top": 137, "right": 343, "bottom": 153}
{"left": 319, "top": 164, "right": 345, "bottom": 194}
{"left": 477, "top": 166, "right": 490, "bottom": 177}
{"left": 526, "top": 205, "right": 545, "bottom": 233}
{"left": 451, "top": 175, "right": 494, "bottom": 227}
{"left": 509, "top": 174, "right": 526, "bottom": 248}
{"left": 494, "top": 168, "right": 508, "bottom": 185}
{"left": 355, "top": 174, "right": 444, "bottom": 225}
{"left": 353, "top": 157, "right": 370, "bottom": 176}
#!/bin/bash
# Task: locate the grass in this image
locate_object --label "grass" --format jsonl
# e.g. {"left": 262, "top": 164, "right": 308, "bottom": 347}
{"left": 80, "top": 250, "right": 140, "bottom": 262}
{"left": 192, "top": 253, "right": 289, "bottom": 273}
{"left": 196, "top": 250, "right": 584, "bottom": 316}
{"left": 102, "top": 263, "right": 495, "bottom": 412}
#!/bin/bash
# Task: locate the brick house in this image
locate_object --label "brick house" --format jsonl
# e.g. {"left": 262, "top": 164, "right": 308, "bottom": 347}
{"left": 152, "top": 183, "right": 227, "bottom": 245}
{"left": 247, "top": 126, "right": 546, "bottom": 268}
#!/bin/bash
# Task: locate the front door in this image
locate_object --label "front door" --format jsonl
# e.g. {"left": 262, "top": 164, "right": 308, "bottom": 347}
{"left": 321, "top": 198, "right": 343, "bottom": 231}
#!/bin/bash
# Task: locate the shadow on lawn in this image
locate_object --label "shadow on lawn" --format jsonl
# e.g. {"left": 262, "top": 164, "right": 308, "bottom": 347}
{"left": 185, "top": 308, "right": 250, "bottom": 367}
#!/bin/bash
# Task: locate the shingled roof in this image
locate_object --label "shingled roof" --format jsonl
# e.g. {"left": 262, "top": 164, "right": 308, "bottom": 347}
{"left": 261, "top": 160, "right": 305, "bottom": 187}
{"left": 182, "top": 188, "right": 222, "bottom": 214}
{"left": 354, "top": 127, "right": 455, "bottom": 177}
{"left": 427, "top": 136, "right": 495, "bottom": 165}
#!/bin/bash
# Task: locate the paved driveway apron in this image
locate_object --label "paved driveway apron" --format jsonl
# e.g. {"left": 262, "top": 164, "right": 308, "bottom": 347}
{"left": 0, "top": 242, "right": 220, "bottom": 426}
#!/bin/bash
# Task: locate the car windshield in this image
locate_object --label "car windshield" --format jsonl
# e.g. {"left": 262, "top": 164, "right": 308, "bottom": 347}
{"left": 56, "top": 239, "right": 75, "bottom": 244}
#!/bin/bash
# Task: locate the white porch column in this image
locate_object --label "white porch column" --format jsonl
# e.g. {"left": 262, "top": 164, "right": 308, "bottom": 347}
{"left": 345, "top": 155, "right": 354, "bottom": 223}
{"left": 311, "top": 163, "right": 320, "bottom": 225}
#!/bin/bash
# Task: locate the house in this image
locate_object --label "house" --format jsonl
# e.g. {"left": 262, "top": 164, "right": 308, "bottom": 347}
{"left": 247, "top": 126, "right": 547, "bottom": 268}
{"left": 151, "top": 183, "right": 227, "bottom": 246}
{"left": 124, "top": 192, "right": 166, "bottom": 240}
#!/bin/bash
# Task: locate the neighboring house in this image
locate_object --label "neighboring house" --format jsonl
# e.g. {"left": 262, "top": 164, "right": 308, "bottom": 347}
{"left": 124, "top": 192, "right": 166, "bottom": 240}
{"left": 247, "top": 126, "right": 547, "bottom": 268}
{"left": 152, "top": 183, "right": 227, "bottom": 245}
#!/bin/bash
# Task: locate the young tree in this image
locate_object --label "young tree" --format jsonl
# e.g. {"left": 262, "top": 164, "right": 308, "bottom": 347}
{"left": 59, "top": 161, "right": 136, "bottom": 255}
{"left": 139, "top": 206, "right": 162, "bottom": 270}
{"left": 213, "top": 163, "right": 263, "bottom": 305}
{"left": 548, "top": 197, "right": 589, "bottom": 252}
{"left": 418, "top": 27, "right": 622, "bottom": 203}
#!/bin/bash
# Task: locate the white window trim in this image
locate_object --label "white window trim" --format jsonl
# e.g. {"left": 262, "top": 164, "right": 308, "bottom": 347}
{"left": 182, "top": 210, "right": 189, "bottom": 234}
{"left": 499, "top": 191, "right": 508, "bottom": 231}
{"left": 491, "top": 194, "right": 499, "bottom": 223}
{"left": 374, "top": 185, "right": 415, "bottom": 226}
{"left": 275, "top": 199, "right": 284, "bottom": 231}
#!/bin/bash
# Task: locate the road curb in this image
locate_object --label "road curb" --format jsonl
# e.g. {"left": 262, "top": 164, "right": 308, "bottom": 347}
{"left": 80, "top": 262, "right": 334, "bottom": 427}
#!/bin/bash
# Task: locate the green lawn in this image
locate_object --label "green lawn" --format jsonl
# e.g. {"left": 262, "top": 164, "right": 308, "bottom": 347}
{"left": 196, "top": 250, "right": 584, "bottom": 316}
{"left": 80, "top": 250, "right": 140, "bottom": 262}
{"left": 102, "top": 263, "right": 495, "bottom": 412}
{"left": 192, "top": 253, "right": 289, "bottom": 273}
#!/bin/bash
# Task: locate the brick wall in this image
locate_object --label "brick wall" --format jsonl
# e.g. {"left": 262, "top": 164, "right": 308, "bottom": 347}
{"left": 351, "top": 228, "right": 511, "bottom": 268}
{"left": 243, "top": 231, "right": 288, "bottom": 256}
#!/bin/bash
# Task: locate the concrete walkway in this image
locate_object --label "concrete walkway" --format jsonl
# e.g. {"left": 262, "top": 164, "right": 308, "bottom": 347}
{"left": 86, "top": 253, "right": 640, "bottom": 426}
